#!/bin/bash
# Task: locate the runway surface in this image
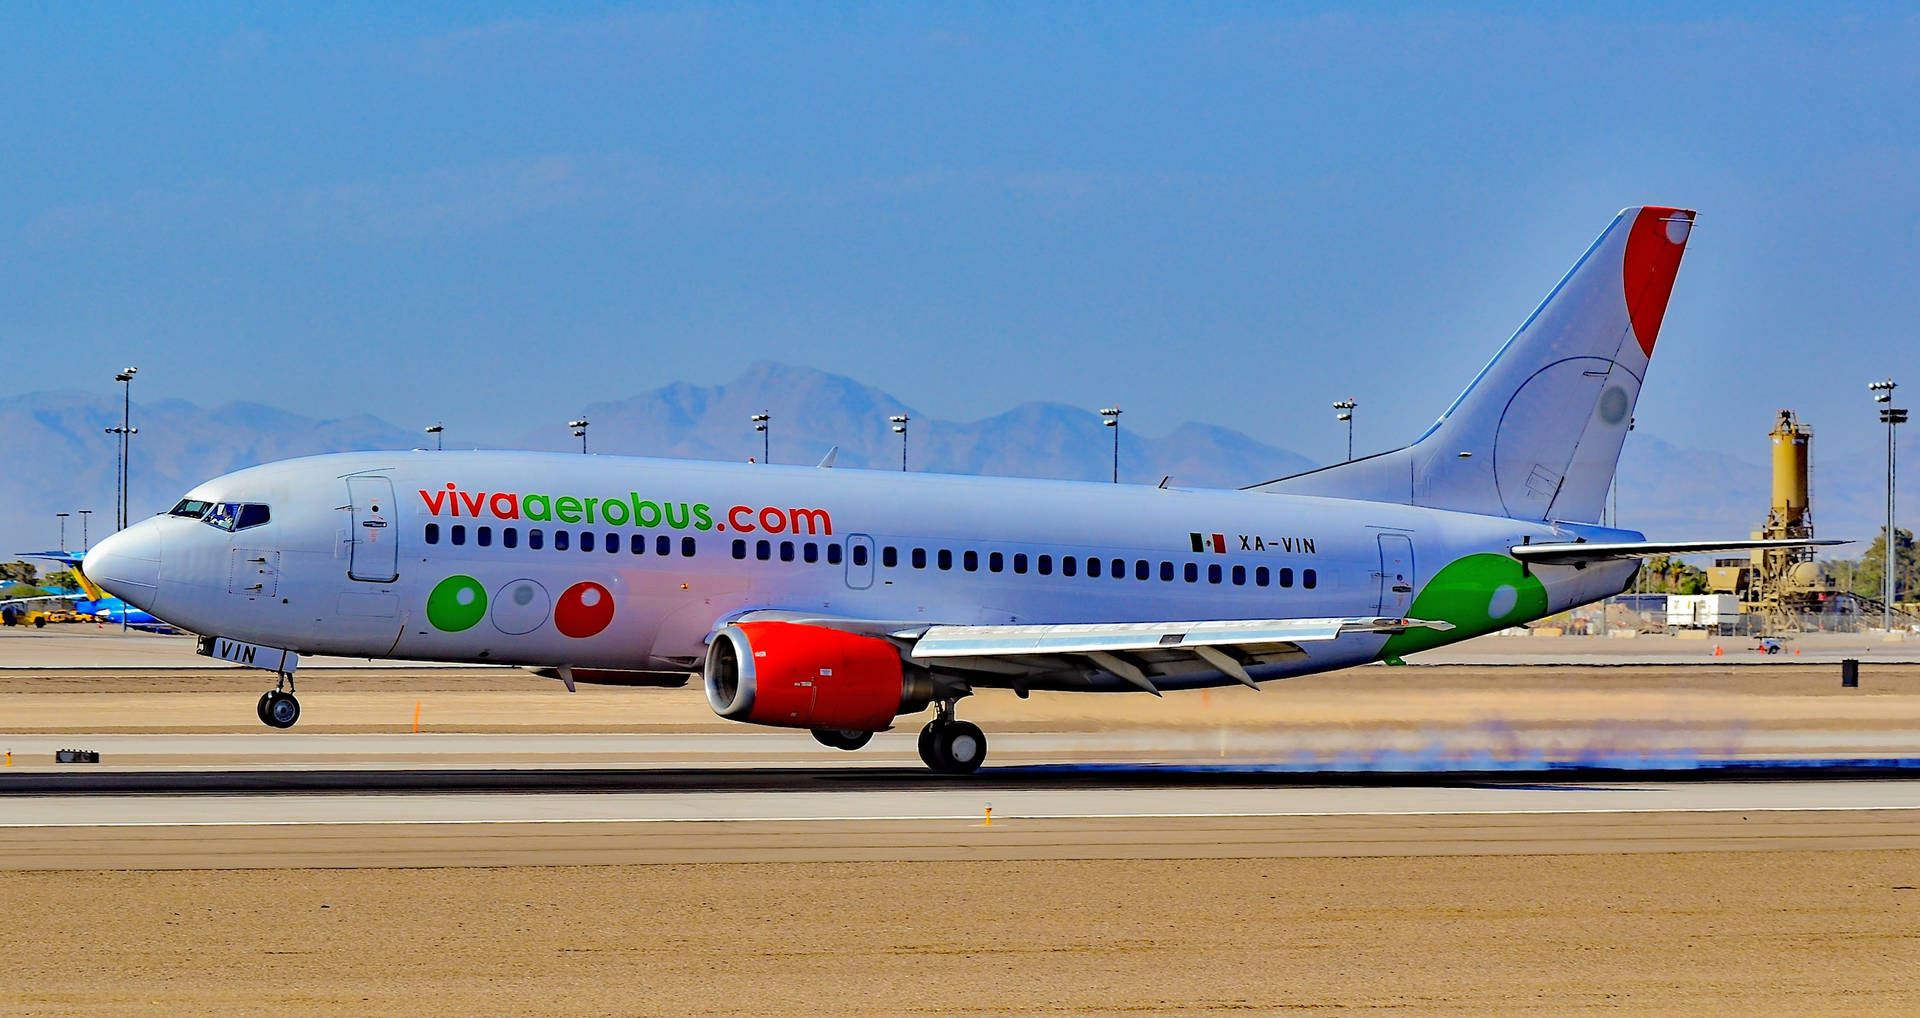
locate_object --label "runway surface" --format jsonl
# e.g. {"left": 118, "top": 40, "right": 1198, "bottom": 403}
{"left": 3, "top": 768, "right": 1918, "bottom": 869}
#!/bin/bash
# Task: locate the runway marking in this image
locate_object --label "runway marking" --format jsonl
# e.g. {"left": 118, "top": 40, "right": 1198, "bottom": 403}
{"left": 4, "top": 804, "right": 1919, "bottom": 829}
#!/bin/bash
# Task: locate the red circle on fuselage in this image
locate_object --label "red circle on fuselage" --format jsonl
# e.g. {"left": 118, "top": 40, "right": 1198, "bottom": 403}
{"left": 554, "top": 581, "right": 615, "bottom": 638}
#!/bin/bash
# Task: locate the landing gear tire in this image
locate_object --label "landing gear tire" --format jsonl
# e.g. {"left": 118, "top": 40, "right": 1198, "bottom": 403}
{"left": 918, "top": 723, "right": 940, "bottom": 768}
{"left": 261, "top": 690, "right": 300, "bottom": 729}
{"left": 919, "top": 719, "right": 986, "bottom": 775}
{"left": 811, "top": 728, "right": 874, "bottom": 751}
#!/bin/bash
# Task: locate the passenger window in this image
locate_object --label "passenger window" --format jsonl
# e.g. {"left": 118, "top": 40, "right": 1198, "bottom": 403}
{"left": 1013, "top": 553, "right": 1028, "bottom": 574}
{"left": 656, "top": 536, "right": 671, "bottom": 556}
{"left": 1159, "top": 561, "right": 1173, "bottom": 582}
{"left": 1135, "top": 560, "right": 1149, "bottom": 581}
{"left": 780, "top": 541, "right": 795, "bottom": 562}
{"left": 1062, "top": 556, "right": 1077, "bottom": 577}
{"left": 1232, "top": 565, "right": 1246, "bottom": 586}
{"left": 476, "top": 526, "right": 492, "bottom": 548}
{"left": 827, "top": 544, "right": 843, "bottom": 565}
{"left": 1112, "top": 558, "right": 1125, "bottom": 579}
{"left": 1038, "top": 554, "right": 1053, "bottom": 576}
{"left": 503, "top": 527, "right": 518, "bottom": 549}
{"left": 235, "top": 504, "right": 271, "bottom": 530}
{"left": 1184, "top": 563, "right": 1198, "bottom": 583}
{"left": 732, "top": 539, "right": 747, "bottom": 560}
{"left": 756, "top": 540, "right": 771, "bottom": 561}
{"left": 606, "top": 533, "right": 620, "bottom": 553}
{"left": 529, "top": 529, "right": 544, "bottom": 550}
{"left": 1208, "top": 564, "right": 1222, "bottom": 584}
{"left": 912, "top": 548, "right": 927, "bottom": 569}
{"left": 630, "top": 533, "right": 645, "bottom": 554}
{"left": 451, "top": 525, "right": 467, "bottom": 546}
{"left": 882, "top": 546, "right": 898, "bottom": 568}
{"left": 681, "top": 537, "right": 696, "bottom": 557}
{"left": 937, "top": 549, "right": 952, "bottom": 570}
{"left": 425, "top": 523, "right": 440, "bottom": 545}
{"left": 554, "top": 530, "right": 570, "bottom": 551}
{"left": 580, "top": 531, "right": 595, "bottom": 552}
{"left": 989, "top": 552, "right": 1004, "bottom": 573}
{"left": 963, "top": 550, "right": 978, "bottom": 572}
{"left": 804, "top": 543, "right": 819, "bottom": 563}
{"left": 1255, "top": 566, "right": 1269, "bottom": 586}
{"left": 1279, "top": 568, "right": 1294, "bottom": 588}
{"left": 1303, "top": 568, "right": 1318, "bottom": 589}
{"left": 1086, "top": 557, "right": 1100, "bottom": 578}
{"left": 853, "top": 544, "right": 869, "bottom": 566}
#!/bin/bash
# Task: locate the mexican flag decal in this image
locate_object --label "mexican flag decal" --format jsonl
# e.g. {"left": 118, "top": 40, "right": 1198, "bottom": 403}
{"left": 1189, "top": 532, "right": 1227, "bottom": 554}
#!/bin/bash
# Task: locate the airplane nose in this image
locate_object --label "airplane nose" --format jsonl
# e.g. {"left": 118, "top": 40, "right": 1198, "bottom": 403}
{"left": 84, "top": 523, "right": 163, "bottom": 607}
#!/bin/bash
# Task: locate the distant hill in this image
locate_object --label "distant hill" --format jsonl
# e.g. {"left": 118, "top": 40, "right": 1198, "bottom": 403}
{"left": 0, "top": 363, "right": 1889, "bottom": 559}
{"left": 507, "top": 362, "right": 1318, "bottom": 487}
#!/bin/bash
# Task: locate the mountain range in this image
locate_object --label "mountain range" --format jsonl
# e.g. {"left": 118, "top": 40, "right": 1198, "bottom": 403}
{"left": 0, "top": 362, "right": 1897, "bottom": 562}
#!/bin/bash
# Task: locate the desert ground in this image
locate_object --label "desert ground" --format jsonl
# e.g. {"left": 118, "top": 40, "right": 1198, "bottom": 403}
{"left": 2, "top": 627, "right": 1917, "bottom": 1015}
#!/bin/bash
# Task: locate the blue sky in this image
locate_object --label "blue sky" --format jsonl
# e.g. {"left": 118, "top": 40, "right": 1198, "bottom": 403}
{"left": 4, "top": 2, "right": 1917, "bottom": 467}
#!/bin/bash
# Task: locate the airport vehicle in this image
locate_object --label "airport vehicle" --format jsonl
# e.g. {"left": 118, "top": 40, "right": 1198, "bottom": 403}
{"left": 11, "top": 552, "right": 167, "bottom": 629}
{"left": 0, "top": 604, "right": 49, "bottom": 627}
{"left": 84, "top": 206, "right": 1839, "bottom": 773}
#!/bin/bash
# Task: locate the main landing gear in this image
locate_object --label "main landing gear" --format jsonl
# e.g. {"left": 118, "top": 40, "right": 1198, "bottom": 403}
{"left": 256, "top": 672, "right": 300, "bottom": 729}
{"left": 918, "top": 701, "right": 986, "bottom": 775}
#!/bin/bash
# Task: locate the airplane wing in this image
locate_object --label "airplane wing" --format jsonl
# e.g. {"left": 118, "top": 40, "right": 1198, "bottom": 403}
{"left": 727, "top": 610, "right": 1452, "bottom": 695}
{"left": 1511, "top": 537, "right": 1848, "bottom": 565}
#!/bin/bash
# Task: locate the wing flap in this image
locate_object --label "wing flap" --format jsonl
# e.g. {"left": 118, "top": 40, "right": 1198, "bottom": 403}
{"left": 907, "top": 616, "right": 1452, "bottom": 659}
{"left": 1512, "top": 537, "right": 1848, "bottom": 564}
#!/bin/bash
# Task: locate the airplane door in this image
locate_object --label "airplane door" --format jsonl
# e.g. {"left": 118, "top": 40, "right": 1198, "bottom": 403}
{"left": 346, "top": 475, "right": 400, "bottom": 583}
{"left": 844, "top": 534, "right": 874, "bottom": 590}
{"left": 1377, "top": 533, "right": 1415, "bottom": 616}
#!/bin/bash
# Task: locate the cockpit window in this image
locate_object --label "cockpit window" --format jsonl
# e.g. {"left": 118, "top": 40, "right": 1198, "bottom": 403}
{"left": 202, "top": 502, "right": 271, "bottom": 532}
{"left": 170, "top": 498, "right": 214, "bottom": 519}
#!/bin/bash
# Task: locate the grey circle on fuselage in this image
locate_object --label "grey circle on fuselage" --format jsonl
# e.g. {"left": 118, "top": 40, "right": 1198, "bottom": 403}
{"left": 491, "top": 578, "right": 551, "bottom": 635}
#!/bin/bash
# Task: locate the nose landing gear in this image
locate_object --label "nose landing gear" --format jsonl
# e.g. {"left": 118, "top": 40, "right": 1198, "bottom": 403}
{"left": 256, "top": 672, "right": 300, "bottom": 729}
{"left": 917, "top": 700, "right": 986, "bottom": 775}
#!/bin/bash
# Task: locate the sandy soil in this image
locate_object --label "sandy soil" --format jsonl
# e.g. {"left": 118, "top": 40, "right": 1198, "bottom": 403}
{"left": 5, "top": 645, "right": 1917, "bottom": 1014}
{"left": 2, "top": 852, "right": 1917, "bottom": 1016}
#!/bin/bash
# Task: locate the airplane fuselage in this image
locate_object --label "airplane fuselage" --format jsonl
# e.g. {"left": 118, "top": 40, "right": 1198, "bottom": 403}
{"left": 93, "top": 450, "right": 1637, "bottom": 692}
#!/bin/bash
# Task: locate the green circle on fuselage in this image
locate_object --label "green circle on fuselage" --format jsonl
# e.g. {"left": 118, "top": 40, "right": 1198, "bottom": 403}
{"left": 427, "top": 574, "right": 488, "bottom": 632}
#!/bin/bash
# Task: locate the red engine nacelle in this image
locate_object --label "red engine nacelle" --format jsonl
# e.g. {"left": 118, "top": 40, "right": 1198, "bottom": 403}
{"left": 704, "top": 621, "right": 932, "bottom": 731}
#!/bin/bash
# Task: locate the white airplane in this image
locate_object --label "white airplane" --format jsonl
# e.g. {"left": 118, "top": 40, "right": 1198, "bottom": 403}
{"left": 83, "top": 206, "right": 1837, "bottom": 773}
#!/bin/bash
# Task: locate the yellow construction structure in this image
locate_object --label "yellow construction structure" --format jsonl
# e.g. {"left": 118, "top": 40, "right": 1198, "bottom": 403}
{"left": 1707, "top": 409, "right": 1840, "bottom": 632}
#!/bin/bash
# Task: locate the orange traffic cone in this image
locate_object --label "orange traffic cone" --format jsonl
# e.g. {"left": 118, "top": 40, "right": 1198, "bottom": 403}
{"left": 1712, "top": 645, "right": 1724, "bottom": 657}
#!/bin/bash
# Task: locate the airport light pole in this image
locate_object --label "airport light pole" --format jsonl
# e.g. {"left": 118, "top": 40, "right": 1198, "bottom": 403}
{"left": 1333, "top": 399, "right": 1357, "bottom": 462}
{"left": 1871, "top": 379, "right": 1906, "bottom": 629}
{"left": 77, "top": 510, "right": 92, "bottom": 551}
{"left": 110, "top": 367, "right": 137, "bottom": 530}
{"left": 1099, "top": 407, "right": 1121, "bottom": 483}
{"left": 889, "top": 414, "right": 909, "bottom": 471}
{"left": 425, "top": 422, "right": 444, "bottom": 451}
{"left": 103, "top": 421, "right": 139, "bottom": 531}
{"left": 568, "top": 419, "right": 590, "bottom": 454}
{"left": 751, "top": 413, "right": 770, "bottom": 464}
{"left": 55, "top": 513, "right": 69, "bottom": 552}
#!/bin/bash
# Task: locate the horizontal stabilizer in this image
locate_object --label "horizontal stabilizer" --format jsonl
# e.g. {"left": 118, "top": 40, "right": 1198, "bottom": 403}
{"left": 1510, "top": 537, "right": 1849, "bottom": 565}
